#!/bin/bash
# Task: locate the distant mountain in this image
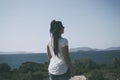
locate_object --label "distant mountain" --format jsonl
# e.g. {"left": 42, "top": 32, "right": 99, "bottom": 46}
{"left": 105, "top": 47, "right": 120, "bottom": 51}
{"left": 70, "top": 47, "right": 120, "bottom": 52}
{"left": 70, "top": 47, "right": 99, "bottom": 52}
{"left": 1, "top": 51, "right": 120, "bottom": 69}
{"left": 0, "top": 47, "right": 120, "bottom": 54}
{"left": 0, "top": 51, "right": 35, "bottom": 54}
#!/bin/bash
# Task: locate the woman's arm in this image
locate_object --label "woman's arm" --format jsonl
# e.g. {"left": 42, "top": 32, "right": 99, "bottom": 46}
{"left": 46, "top": 46, "right": 52, "bottom": 61}
{"left": 62, "top": 46, "right": 74, "bottom": 76}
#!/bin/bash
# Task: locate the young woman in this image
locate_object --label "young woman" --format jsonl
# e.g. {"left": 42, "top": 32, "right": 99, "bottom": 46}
{"left": 46, "top": 20, "right": 74, "bottom": 80}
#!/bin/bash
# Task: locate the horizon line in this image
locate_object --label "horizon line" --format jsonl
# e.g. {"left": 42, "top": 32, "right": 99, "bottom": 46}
{"left": 0, "top": 46, "right": 120, "bottom": 54}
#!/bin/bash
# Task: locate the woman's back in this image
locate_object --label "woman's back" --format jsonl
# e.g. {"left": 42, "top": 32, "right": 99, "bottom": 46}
{"left": 47, "top": 37, "right": 68, "bottom": 75}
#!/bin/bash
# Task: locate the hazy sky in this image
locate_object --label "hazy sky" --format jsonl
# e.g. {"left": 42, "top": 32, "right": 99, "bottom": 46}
{"left": 0, "top": 0, "right": 120, "bottom": 53}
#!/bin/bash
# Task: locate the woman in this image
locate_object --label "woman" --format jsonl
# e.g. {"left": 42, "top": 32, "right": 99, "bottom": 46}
{"left": 46, "top": 20, "right": 74, "bottom": 80}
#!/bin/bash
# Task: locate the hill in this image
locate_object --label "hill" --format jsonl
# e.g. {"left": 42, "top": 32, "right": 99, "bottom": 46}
{"left": 70, "top": 47, "right": 120, "bottom": 52}
{"left": 70, "top": 50, "right": 120, "bottom": 64}
{"left": 106, "top": 47, "right": 120, "bottom": 50}
{"left": 0, "top": 50, "right": 120, "bottom": 69}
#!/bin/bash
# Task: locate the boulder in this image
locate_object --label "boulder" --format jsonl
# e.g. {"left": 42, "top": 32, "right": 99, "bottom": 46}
{"left": 70, "top": 75, "right": 87, "bottom": 80}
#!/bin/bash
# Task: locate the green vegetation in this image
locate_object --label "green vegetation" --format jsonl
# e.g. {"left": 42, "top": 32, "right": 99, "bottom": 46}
{"left": 0, "top": 62, "right": 49, "bottom": 80}
{"left": 0, "top": 58, "right": 120, "bottom": 80}
{"left": 73, "top": 58, "right": 120, "bottom": 80}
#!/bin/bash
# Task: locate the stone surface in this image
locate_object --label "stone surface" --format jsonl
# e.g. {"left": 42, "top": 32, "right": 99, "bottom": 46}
{"left": 70, "top": 75, "right": 87, "bottom": 80}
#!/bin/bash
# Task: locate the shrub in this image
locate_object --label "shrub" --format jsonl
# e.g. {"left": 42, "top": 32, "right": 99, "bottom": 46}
{"left": 86, "top": 69, "right": 104, "bottom": 80}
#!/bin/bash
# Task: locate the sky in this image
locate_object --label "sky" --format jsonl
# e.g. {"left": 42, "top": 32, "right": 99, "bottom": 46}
{"left": 0, "top": 0, "right": 120, "bottom": 53}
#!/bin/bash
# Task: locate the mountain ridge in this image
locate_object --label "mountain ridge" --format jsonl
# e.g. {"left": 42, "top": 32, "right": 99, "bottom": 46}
{"left": 0, "top": 47, "right": 120, "bottom": 54}
{"left": 70, "top": 47, "right": 120, "bottom": 52}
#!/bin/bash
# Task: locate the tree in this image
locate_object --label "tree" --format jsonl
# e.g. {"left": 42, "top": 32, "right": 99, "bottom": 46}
{"left": 17, "top": 62, "right": 48, "bottom": 80}
{"left": 112, "top": 58, "right": 120, "bottom": 68}
{"left": 19, "top": 62, "right": 46, "bottom": 73}
{"left": 74, "top": 59, "right": 97, "bottom": 75}
{"left": 86, "top": 69, "right": 104, "bottom": 80}
{"left": 0, "top": 63, "right": 12, "bottom": 80}
{"left": 0, "top": 63, "right": 11, "bottom": 72}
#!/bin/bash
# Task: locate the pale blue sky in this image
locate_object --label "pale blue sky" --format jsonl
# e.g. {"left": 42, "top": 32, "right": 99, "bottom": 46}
{"left": 0, "top": 0, "right": 120, "bottom": 53}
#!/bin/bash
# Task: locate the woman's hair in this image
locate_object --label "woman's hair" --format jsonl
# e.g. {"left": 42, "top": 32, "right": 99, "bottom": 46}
{"left": 50, "top": 20, "right": 64, "bottom": 56}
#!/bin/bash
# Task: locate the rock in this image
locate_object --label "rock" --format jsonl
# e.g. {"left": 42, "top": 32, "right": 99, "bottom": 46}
{"left": 70, "top": 75, "right": 87, "bottom": 80}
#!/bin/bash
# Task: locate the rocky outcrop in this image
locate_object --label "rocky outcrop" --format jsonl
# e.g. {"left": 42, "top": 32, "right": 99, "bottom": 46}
{"left": 70, "top": 75, "right": 87, "bottom": 80}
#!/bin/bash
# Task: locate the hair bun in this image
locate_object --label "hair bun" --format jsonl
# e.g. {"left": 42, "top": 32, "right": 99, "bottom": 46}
{"left": 52, "top": 20, "right": 56, "bottom": 22}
